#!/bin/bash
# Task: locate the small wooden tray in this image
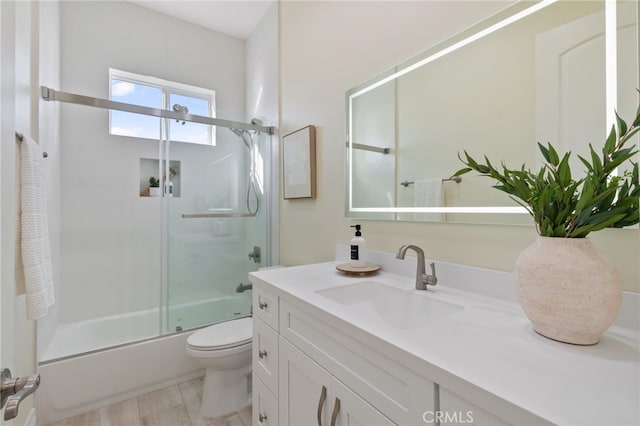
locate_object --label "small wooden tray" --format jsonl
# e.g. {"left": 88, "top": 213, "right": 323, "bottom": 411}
{"left": 336, "top": 263, "right": 381, "bottom": 276}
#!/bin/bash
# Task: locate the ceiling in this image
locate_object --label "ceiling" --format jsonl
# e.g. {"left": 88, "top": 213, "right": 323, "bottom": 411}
{"left": 130, "top": 1, "right": 274, "bottom": 39}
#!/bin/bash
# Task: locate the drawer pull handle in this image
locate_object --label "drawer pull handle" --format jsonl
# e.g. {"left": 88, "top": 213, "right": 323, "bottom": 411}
{"left": 330, "top": 397, "right": 341, "bottom": 426}
{"left": 259, "top": 412, "right": 268, "bottom": 423}
{"left": 317, "top": 385, "right": 327, "bottom": 426}
{"left": 258, "top": 350, "right": 268, "bottom": 359}
{"left": 259, "top": 301, "right": 268, "bottom": 310}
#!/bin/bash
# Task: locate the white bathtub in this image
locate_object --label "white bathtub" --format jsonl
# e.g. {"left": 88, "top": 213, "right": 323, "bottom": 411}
{"left": 40, "top": 293, "right": 251, "bottom": 362}
{"left": 36, "top": 294, "right": 251, "bottom": 424}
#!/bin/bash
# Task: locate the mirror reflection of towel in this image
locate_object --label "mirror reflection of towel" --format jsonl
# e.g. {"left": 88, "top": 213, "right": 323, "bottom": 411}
{"left": 414, "top": 179, "right": 444, "bottom": 222}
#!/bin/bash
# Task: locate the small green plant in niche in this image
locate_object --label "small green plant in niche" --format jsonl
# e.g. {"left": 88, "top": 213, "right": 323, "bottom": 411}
{"left": 149, "top": 176, "right": 160, "bottom": 188}
{"left": 455, "top": 98, "right": 640, "bottom": 237}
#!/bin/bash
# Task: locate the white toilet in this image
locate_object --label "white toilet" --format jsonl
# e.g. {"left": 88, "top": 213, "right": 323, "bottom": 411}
{"left": 186, "top": 317, "right": 252, "bottom": 418}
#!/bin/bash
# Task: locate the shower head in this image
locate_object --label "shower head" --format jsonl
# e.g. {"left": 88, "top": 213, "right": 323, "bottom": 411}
{"left": 229, "top": 127, "right": 253, "bottom": 151}
{"left": 230, "top": 127, "right": 247, "bottom": 138}
{"left": 229, "top": 118, "right": 265, "bottom": 144}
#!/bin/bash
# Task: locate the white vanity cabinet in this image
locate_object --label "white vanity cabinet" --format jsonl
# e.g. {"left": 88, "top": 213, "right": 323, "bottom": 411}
{"left": 252, "top": 286, "right": 280, "bottom": 426}
{"left": 250, "top": 260, "right": 639, "bottom": 426}
{"left": 279, "top": 336, "right": 396, "bottom": 426}
{"left": 252, "top": 282, "right": 435, "bottom": 426}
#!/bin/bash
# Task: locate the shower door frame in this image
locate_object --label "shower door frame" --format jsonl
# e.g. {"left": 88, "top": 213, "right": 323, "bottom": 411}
{"left": 40, "top": 85, "right": 277, "bottom": 354}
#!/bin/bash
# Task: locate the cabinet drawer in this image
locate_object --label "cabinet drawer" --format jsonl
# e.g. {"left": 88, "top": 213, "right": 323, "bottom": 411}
{"left": 253, "top": 374, "right": 279, "bottom": 426}
{"left": 279, "top": 300, "right": 434, "bottom": 425}
{"left": 253, "top": 317, "right": 279, "bottom": 396}
{"left": 253, "top": 286, "right": 279, "bottom": 330}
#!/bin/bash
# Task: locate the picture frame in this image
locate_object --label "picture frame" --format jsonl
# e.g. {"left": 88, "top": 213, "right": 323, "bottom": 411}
{"left": 282, "top": 125, "right": 316, "bottom": 199}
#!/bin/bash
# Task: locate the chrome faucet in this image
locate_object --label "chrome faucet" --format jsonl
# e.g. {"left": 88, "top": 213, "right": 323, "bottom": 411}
{"left": 396, "top": 244, "right": 438, "bottom": 290}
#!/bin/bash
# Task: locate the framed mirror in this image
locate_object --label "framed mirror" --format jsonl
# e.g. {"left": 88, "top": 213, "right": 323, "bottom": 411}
{"left": 346, "top": 0, "right": 639, "bottom": 225}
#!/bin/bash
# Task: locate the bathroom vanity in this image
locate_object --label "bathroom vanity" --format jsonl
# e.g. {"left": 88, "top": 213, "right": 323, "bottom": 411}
{"left": 249, "top": 248, "right": 639, "bottom": 425}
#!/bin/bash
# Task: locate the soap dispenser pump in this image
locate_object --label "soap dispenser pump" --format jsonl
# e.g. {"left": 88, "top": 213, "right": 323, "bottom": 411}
{"left": 349, "top": 224, "right": 366, "bottom": 267}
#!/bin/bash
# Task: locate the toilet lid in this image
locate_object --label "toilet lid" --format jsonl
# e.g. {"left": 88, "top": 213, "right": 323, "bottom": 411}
{"left": 187, "top": 317, "right": 252, "bottom": 350}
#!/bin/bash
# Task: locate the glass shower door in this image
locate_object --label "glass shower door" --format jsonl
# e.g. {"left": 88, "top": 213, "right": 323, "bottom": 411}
{"left": 163, "top": 125, "right": 269, "bottom": 333}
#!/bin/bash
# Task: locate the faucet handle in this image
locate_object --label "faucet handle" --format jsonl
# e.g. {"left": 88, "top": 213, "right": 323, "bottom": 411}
{"left": 425, "top": 262, "right": 438, "bottom": 286}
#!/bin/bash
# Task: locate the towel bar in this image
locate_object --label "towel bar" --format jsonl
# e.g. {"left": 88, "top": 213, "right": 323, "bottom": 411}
{"left": 15, "top": 132, "right": 48, "bottom": 158}
{"left": 401, "top": 176, "right": 461, "bottom": 187}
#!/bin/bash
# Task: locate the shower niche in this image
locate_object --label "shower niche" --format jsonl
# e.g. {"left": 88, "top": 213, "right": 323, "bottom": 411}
{"left": 139, "top": 157, "right": 181, "bottom": 197}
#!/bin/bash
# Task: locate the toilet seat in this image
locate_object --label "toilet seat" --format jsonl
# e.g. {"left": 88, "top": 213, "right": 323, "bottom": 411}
{"left": 187, "top": 317, "right": 252, "bottom": 351}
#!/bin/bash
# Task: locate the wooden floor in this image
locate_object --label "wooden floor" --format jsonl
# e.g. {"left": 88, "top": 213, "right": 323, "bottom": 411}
{"left": 43, "top": 377, "right": 251, "bottom": 426}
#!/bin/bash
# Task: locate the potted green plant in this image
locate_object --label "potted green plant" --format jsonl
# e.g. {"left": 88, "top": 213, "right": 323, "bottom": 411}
{"left": 149, "top": 176, "right": 161, "bottom": 197}
{"left": 454, "top": 102, "right": 639, "bottom": 345}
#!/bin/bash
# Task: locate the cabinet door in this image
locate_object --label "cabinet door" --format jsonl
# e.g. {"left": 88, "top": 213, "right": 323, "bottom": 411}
{"left": 279, "top": 337, "right": 397, "bottom": 426}
{"left": 253, "top": 373, "right": 279, "bottom": 426}
{"left": 331, "top": 378, "right": 396, "bottom": 426}
{"left": 439, "top": 387, "right": 510, "bottom": 426}
{"left": 279, "top": 337, "right": 331, "bottom": 426}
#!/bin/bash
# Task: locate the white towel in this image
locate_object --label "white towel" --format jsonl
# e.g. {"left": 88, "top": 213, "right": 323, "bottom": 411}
{"left": 15, "top": 136, "right": 55, "bottom": 320}
{"left": 413, "top": 179, "right": 444, "bottom": 222}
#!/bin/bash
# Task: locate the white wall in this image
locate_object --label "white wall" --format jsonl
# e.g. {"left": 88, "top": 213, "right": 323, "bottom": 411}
{"left": 279, "top": 1, "right": 640, "bottom": 293}
{"left": 1, "top": 1, "right": 60, "bottom": 423}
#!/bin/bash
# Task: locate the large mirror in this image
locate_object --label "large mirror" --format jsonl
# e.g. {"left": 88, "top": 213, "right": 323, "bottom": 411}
{"left": 346, "top": 0, "right": 639, "bottom": 224}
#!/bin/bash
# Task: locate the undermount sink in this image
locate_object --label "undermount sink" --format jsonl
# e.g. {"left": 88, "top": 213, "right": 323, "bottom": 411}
{"left": 316, "top": 280, "right": 464, "bottom": 330}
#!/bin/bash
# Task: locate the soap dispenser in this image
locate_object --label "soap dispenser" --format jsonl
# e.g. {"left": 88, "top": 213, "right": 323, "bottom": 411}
{"left": 349, "top": 224, "right": 366, "bottom": 267}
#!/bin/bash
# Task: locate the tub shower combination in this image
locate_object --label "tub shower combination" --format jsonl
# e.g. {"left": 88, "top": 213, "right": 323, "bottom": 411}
{"left": 36, "top": 87, "right": 273, "bottom": 424}
{"left": 40, "top": 294, "right": 251, "bottom": 362}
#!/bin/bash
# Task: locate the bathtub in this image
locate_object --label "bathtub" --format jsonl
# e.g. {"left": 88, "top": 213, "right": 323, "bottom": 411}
{"left": 36, "top": 294, "right": 251, "bottom": 424}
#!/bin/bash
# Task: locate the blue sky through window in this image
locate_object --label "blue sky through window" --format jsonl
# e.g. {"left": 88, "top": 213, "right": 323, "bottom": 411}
{"left": 169, "top": 93, "right": 211, "bottom": 144}
{"left": 111, "top": 79, "right": 162, "bottom": 139}
{"left": 109, "top": 73, "right": 215, "bottom": 145}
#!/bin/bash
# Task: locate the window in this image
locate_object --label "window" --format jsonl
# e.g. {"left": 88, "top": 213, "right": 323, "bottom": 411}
{"left": 109, "top": 69, "right": 216, "bottom": 145}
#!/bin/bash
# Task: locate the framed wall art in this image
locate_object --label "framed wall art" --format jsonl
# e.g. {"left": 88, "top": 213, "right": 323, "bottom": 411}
{"left": 282, "top": 125, "right": 316, "bottom": 199}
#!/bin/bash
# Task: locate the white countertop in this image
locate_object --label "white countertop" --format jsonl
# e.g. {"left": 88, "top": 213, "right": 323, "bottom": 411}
{"left": 249, "top": 249, "right": 640, "bottom": 426}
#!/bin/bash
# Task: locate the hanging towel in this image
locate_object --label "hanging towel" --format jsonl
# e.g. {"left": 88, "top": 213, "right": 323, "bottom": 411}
{"left": 15, "top": 136, "right": 55, "bottom": 320}
{"left": 413, "top": 179, "right": 444, "bottom": 222}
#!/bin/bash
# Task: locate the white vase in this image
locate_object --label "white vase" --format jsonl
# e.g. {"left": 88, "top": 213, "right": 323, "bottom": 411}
{"left": 149, "top": 187, "right": 161, "bottom": 197}
{"left": 514, "top": 236, "right": 621, "bottom": 345}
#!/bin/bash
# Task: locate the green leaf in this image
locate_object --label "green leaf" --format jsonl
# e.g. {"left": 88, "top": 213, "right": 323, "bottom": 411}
{"left": 453, "top": 167, "right": 472, "bottom": 176}
{"left": 570, "top": 213, "right": 626, "bottom": 237}
{"left": 574, "top": 178, "right": 593, "bottom": 215}
{"left": 589, "top": 145, "right": 603, "bottom": 176}
{"left": 603, "top": 126, "right": 617, "bottom": 155}
{"left": 577, "top": 155, "right": 594, "bottom": 173}
{"left": 547, "top": 143, "right": 560, "bottom": 165}
{"left": 615, "top": 112, "right": 628, "bottom": 139}
{"left": 557, "top": 153, "right": 571, "bottom": 186}
{"left": 538, "top": 142, "right": 551, "bottom": 163}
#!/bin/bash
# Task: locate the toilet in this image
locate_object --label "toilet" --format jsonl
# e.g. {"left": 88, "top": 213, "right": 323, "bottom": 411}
{"left": 186, "top": 317, "right": 253, "bottom": 418}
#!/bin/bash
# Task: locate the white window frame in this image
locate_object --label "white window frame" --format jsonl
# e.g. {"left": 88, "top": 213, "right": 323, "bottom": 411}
{"left": 109, "top": 68, "right": 216, "bottom": 145}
